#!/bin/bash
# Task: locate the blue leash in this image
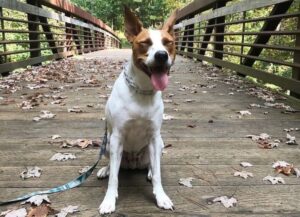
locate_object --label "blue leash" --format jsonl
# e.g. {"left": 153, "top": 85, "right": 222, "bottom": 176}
{"left": 0, "top": 129, "right": 107, "bottom": 205}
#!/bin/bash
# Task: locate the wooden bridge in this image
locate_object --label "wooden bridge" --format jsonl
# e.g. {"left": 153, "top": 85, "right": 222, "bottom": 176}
{"left": 0, "top": 0, "right": 300, "bottom": 216}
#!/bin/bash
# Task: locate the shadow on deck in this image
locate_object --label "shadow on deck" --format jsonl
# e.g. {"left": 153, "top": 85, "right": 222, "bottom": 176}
{"left": 0, "top": 49, "right": 300, "bottom": 216}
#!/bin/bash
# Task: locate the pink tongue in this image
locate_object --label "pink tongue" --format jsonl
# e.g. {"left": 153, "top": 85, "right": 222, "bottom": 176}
{"left": 151, "top": 73, "right": 169, "bottom": 91}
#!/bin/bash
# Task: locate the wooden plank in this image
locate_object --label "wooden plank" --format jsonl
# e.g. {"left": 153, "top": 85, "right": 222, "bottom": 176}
{"left": 242, "top": 1, "right": 293, "bottom": 67}
{"left": 176, "top": 0, "right": 217, "bottom": 22}
{"left": 1, "top": 186, "right": 300, "bottom": 216}
{"left": 178, "top": 45, "right": 300, "bottom": 68}
{"left": 174, "top": 0, "right": 291, "bottom": 29}
{"left": 40, "top": 0, "right": 118, "bottom": 38}
{"left": 177, "top": 50, "right": 300, "bottom": 94}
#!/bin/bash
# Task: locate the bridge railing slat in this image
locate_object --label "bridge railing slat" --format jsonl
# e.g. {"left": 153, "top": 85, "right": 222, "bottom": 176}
{"left": 175, "top": 0, "right": 300, "bottom": 98}
{"left": 0, "top": 0, "right": 120, "bottom": 75}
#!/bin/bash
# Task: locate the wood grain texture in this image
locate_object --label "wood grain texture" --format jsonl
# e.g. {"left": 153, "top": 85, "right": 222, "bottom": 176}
{"left": 0, "top": 49, "right": 299, "bottom": 216}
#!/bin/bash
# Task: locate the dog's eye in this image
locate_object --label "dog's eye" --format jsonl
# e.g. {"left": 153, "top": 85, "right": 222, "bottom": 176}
{"left": 139, "top": 40, "right": 151, "bottom": 46}
{"left": 164, "top": 40, "right": 174, "bottom": 46}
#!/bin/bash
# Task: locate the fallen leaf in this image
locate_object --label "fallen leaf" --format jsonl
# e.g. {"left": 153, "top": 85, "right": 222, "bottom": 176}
{"left": 184, "top": 99, "right": 195, "bottom": 103}
{"left": 272, "top": 161, "right": 290, "bottom": 168}
{"left": 21, "top": 195, "right": 50, "bottom": 206}
{"left": 1, "top": 208, "right": 27, "bottom": 217}
{"left": 240, "top": 162, "right": 253, "bottom": 168}
{"left": 33, "top": 117, "right": 42, "bottom": 122}
{"left": 27, "top": 204, "right": 55, "bottom": 217}
{"left": 275, "top": 164, "right": 294, "bottom": 175}
{"left": 179, "top": 177, "right": 194, "bottom": 187}
{"left": 258, "top": 141, "right": 279, "bottom": 149}
{"left": 20, "top": 166, "right": 42, "bottom": 180}
{"left": 234, "top": 171, "right": 253, "bottom": 179}
{"left": 67, "top": 106, "right": 83, "bottom": 113}
{"left": 40, "top": 110, "right": 56, "bottom": 119}
{"left": 263, "top": 175, "right": 285, "bottom": 184}
{"left": 284, "top": 128, "right": 299, "bottom": 132}
{"left": 213, "top": 196, "right": 237, "bottom": 208}
{"left": 50, "top": 153, "right": 76, "bottom": 161}
{"left": 163, "top": 113, "right": 174, "bottom": 120}
{"left": 60, "top": 139, "right": 95, "bottom": 149}
{"left": 294, "top": 168, "right": 300, "bottom": 178}
{"left": 286, "top": 133, "right": 297, "bottom": 145}
{"left": 237, "top": 110, "right": 251, "bottom": 116}
{"left": 79, "top": 166, "right": 92, "bottom": 174}
{"left": 51, "top": 135, "right": 61, "bottom": 140}
{"left": 56, "top": 205, "right": 79, "bottom": 217}
{"left": 246, "top": 133, "right": 270, "bottom": 141}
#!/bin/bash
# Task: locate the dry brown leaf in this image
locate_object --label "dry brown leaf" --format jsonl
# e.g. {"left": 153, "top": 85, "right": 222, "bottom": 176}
{"left": 27, "top": 204, "right": 55, "bottom": 217}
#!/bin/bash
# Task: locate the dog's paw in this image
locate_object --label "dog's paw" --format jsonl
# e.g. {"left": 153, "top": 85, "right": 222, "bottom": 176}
{"left": 156, "top": 192, "right": 174, "bottom": 210}
{"left": 99, "top": 197, "right": 116, "bottom": 215}
{"left": 97, "top": 166, "right": 110, "bottom": 179}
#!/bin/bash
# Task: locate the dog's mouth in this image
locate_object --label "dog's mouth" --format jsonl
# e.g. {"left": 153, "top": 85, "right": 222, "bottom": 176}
{"left": 142, "top": 64, "right": 170, "bottom": 91}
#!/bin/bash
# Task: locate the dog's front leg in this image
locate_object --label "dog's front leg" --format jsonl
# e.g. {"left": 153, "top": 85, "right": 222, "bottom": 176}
{"left": 149, "top": 135, "right": 174, "bottom": 210}
{"left": 99, "top": 132, "right": 123, "bottom": 214}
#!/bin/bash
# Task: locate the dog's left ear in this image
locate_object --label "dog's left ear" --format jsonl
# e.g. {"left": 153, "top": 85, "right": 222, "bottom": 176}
{"left": 162, "top": 9, "right": 179, "bottom": 36}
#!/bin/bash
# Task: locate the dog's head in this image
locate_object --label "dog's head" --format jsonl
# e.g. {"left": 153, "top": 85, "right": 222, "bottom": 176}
{"left": 124, "top": 6, "right": 178, "bottom": 91}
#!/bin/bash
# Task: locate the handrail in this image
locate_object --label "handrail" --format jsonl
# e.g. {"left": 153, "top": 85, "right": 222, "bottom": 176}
{"left": 175, "top": 0, "right": 300, "bottom": 98}
{"left": 0, "top": 0, "right": 120, "bottom": 75}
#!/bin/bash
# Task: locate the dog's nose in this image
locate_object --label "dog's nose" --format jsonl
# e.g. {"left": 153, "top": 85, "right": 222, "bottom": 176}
{"left": 154, "top": 51, "right": 168, "bottom": 63}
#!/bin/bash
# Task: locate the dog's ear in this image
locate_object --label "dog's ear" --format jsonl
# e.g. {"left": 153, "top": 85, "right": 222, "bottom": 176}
{"left": 162, "top": 9, "right": 178, "bottom": 36}
{"left": 124, "top": 6, "right": 143, "bottom": 43}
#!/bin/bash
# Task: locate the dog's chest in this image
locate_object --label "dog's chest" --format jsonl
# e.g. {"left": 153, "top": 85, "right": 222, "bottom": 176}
{"left": 121, "top": 117, "right": 154, "bottom": 153}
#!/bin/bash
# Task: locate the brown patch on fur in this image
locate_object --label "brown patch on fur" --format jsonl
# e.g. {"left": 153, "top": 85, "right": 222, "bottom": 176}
{"left": 161, "top": 30, "right": 176, "bottom": 62}
{"left": 132, "top": 29, "right": 152, "bottom": 74}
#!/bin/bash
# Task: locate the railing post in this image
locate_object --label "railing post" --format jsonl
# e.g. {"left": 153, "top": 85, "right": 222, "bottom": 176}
{"left": 291, "top": 15, "right": 300, "bottom": 98}
{"left": 26, "top": 0, "right": 41, "bottom": 62}
{"left": 240, "top": 11, "right": 246, "bottom": 64}
{"left": 37, "top": 2, "right": 57, "bottom": 55}
{"left": 0, "top": 7, "right": 6, "bottom": 63}
{"left": 0, "top": 6, "right": 9, "bottom": 76}
{"left": 213, "top": 0, "right": 227, "bottom": 67}
{"left": 83, "top": 27, "right": 90, "bottom": 52}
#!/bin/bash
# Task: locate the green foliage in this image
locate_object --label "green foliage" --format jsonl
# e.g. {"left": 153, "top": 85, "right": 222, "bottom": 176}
{"left": 70, "top": 0, "right": 191, "bottom": 31}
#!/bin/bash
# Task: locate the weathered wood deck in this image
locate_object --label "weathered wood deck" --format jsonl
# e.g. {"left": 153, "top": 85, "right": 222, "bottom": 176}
{"left": 0, "top": 49, "right": 300, "bottom": 216}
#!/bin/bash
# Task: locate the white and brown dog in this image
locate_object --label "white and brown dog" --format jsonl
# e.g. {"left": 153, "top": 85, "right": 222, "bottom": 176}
{"left": 98, "top": 7, "right": 178, "bottom": 214}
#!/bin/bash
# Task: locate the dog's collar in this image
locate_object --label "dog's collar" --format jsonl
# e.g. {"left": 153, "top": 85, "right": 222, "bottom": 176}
{"left": 123, "top": 64, "right": 155, "bottom": 95}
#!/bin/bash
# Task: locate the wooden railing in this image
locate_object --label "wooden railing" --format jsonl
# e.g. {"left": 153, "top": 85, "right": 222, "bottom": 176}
{"left": 175, "top": 0, "right": 300, "bottom": 98}
{"left": 0, "top": 0, "right": 120, "bottom": 76}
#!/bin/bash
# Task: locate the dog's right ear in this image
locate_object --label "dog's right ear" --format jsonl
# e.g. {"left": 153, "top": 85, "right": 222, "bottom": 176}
{"left": 124, "top": 6, "right": 143, "bottom": 43}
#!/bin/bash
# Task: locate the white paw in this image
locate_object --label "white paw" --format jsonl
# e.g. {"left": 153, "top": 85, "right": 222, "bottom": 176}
{"left": 97, "top": 166, "right": 110, "bottom": 179}
{"left": 156, "top": 192, "right": 174, "bottom": 210}
{"left": 99, "top": 197, "right": 116, "bottom": 215}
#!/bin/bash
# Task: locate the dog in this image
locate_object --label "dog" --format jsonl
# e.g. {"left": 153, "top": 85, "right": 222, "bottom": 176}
{"left": 97, "top": 7, "right": 178, "bottom": 214}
